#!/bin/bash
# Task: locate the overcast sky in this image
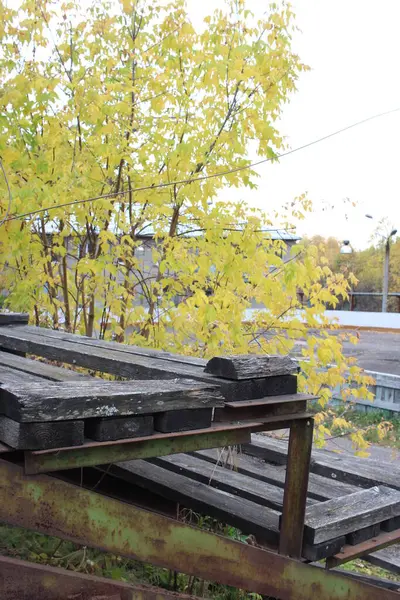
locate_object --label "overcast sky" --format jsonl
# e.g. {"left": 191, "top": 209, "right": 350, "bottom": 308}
{"left": 186, "top": 0, "right": 400, "bottom": 249}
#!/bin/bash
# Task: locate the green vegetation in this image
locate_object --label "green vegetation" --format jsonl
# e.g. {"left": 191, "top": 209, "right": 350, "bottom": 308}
{"left": 317, "top": 407, "right": 400, "bottom": 450}
{"left": 0, "top": 522, "right": 265, "bottom": 600}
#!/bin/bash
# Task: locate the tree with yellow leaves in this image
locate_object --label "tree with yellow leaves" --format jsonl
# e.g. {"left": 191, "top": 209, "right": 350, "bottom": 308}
{"left": 0, "top": 0, "right": 374, "bottom": 449}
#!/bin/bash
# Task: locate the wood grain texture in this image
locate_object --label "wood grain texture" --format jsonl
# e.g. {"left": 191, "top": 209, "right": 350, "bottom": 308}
{"left": 104, "top": 460, "right": 280, "bottom": 545}
{"left": 347, "top": 523, "right": 380, "bottom": 546}
{"left": 0, "top": 350, "right": 91, "bottom": 381}
{"left": 154, "top": 408, "right": 212, "bottom": 433}
{"left": 0, "top": 313, "right": 29, "bottom": 325}
{"left": 204, "top": 354, "right": 298, "bottom": 380}
{"left": 0, "top": 326, "right": 299, "bottom": 401}
{"left": 152, "top": 453, "right": 316, "bottom": 511}
{"left": 193, "top": 449, "right": 360, "bottom": 501}
{"left": 243, "top": 436, "right": 400, "bottom": 490}
{"left": 0, "top": 415, "right": 84, "bottom": 449}
{"left": 0, "top": 365, "right": 44, "bottom": 386}
{"left": 85, "top": 415, "right": 154, "bottom": 441}
{"left": 304, "top": 486, "right": 400, "bottom": 544}
{"left": 0, "top": 379, "right": 224, "bottom": 422}
{"left": 214, "top": 399, "right": 306, "bottom": 423}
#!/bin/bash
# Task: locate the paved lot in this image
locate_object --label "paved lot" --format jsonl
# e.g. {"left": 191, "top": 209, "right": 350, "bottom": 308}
{"left": 291, "top": 329, "right": 400, "bottom": 376}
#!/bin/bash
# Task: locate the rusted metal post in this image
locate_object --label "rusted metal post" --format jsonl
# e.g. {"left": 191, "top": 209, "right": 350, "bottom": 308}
{"left": 279, "top": 417, "right": 314, "bottom": 558}
{"left": 0, "top": 459, "right": 397, "bottom": 600}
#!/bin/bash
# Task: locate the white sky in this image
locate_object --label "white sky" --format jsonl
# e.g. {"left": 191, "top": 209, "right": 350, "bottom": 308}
{"left": 186, "top": 0, "right": 400, "bottom": 249}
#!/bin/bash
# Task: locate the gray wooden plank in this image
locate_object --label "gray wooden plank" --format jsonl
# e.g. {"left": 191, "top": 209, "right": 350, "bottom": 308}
{"left": 194, "top": 448, "right": 360, "bottom": 501}
{"left": 85, "top": 415, "right": 154, "bottom": 442}
{"left": 0, "top": 379, "right": 224, "bottom": 422}
{"left": 204, "top": 355, "right": 298, "bottom": 379}
{"left": 303, "top": 486, "right": 400, "bottom": 544}
{"left": 0, "top": 313, "right": 29, "bottom": 325}
{"left": 224, "top": 393, "right": 316, "bottom": 408}
{"left": 0, "top": 350, "right": 91, "bottom": 381}
{"left": 0, "top": 326, "right": 298, "bottom": 401}
{"left": 152, "top": 453, "right": 315, "bottom": 511}
{"left": 0, "top": 365, "right": 44, "bottom": 385}
{"left": 0, "top": 415, "right": 84, "bottom": 449}
{"left": 365, "top": 543, "right": 400, "bottom": 575}
{"left": 154, "top": 408, "right": 212, "bottom": 433}
{"left": 104, "top": 459, "right": 280, "bottom": 545}
{"left": 243, "top": 436, "right": 400, "bottom": 491}
{"left": 17, "top": 325, "right": 208, "bottom": 367}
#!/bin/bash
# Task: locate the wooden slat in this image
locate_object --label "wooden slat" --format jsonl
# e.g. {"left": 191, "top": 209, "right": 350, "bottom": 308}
{"left": 0, "top": 415, "right": 84, "bottom": 449}
{"left": 154, "top": 408, "right": 212, "bottom": 433}
{"left": 224, "top": 393, "right": 316, "bottom": 408}
{"left": 214, "top": 399, "right": 307, "bottom": 422}
{"left": 366, "top": 543, "right": 400, "bottom": 575}
{"left": 104, "top": 459, "right": 280, "bottom": 545}
{"left": 304, "top": 487, "right": 400, "bottom": 544}
{"left": 194, "top": 448, "right": 360, "bottom": 500}
{"left": 152, "top": 453, "right": 316, "bottom": 511}
{"left": 17, "top": 324, "right": 208, "bottom": 367}
{"left": 0, "top": 379, "right": 223, "bottom": 422}
{"left": 0, "top": 313, "right": 28, "bottom": 325}
{"left": 0, "top": 350, "right": 91, "bottom": 381}
{"left": 0, "top": 365, "right": 44, "bottom": 385}
{"left": 243, "top": 436, "right": 400, "bottom": 490}
{"left": 204, "top": 355, "right": 298, "bottom": 379}
{"left": 85, "top": 415, "right": 154, "bottom": 442}
{"left": 0, "top": 326, "right": 298, "bottom": 400}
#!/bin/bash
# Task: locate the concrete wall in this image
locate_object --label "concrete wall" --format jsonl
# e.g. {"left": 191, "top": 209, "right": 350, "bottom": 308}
{"left": 323, "top": 310, "right": 400, "bottom": 331}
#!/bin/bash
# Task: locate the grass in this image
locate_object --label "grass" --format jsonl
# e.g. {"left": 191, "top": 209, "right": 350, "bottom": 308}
{"left": 327, "top": 407, "right": 400, "bottom": 449}
{"left": 0, "top": 521, "right": 268, "bottom": 600}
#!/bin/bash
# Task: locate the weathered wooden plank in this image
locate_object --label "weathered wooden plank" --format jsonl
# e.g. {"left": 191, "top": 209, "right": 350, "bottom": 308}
{"left": 85, "top": 415, "right": 154, "bottom": 441}
{"left": 366, "top": 543, "right": 400, "bottom": 575}
{"left": 0, "top": 327, "right": 298, "bottom": 400}
{"left": 224, "top": 393, "right": 316, "bottom": 408}
{"left": 154, "top": 408, "right": 212, "bottom": 433}
{"left": 194, "top": 448, "right": 360, "bottom": 500}
{"left": 0, "top": 379, "right": 224, "bottom": 422}
{"left": 152, "top": 453, "right": 316, "bottom": 511}
{"left": 18, "top": 324, "right": 208, "bottom": 367}
{"left": 0, "top": 350, "right": 91, "bottom": 381}
{"left": 0, "top": 313, "right": 29, "bottom": 325}
{"left": 347, "top": 523, "right": 381, "bottom": 545}
{"left": 205, "top": 354, "right": 298, "bottom": 380}
{"left": 243, "top": 435, "right": 400, "bottom": 490}
{"left": 382, "top": 516, "right": 400, "bottom": 532}
{"left": 214, "top": 399, "right": 306, "bottom": 423}
{"left": 0, "top": 415, "right": 84, "bottom": 449}
{"left": 303, "top": 536, "right": 346, "bottom": 562}
{"left": 104, "top": 460, "right": 280, "bottom": 545}
{"left": 304, "top": 487, "right": 400, "bottom": 544}
{"left": 0, "top": 365, "right": 44, "bottom": 386}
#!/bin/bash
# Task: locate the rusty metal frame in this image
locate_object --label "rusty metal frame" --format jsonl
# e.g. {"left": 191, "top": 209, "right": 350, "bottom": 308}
{"left": 23, "top": 413, "right": 313, "bottom": 475}
{"left": 326, "top": 528, "right": 400, "bottom": 569}
{"left": 0, "top": 554, "right": 201, "bottom": 600}
{"left": 0, "top": 459, "right": 398, "bottom": 600}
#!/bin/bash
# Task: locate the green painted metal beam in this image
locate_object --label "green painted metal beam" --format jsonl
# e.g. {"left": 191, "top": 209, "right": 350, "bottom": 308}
{"left": 24, "top": 423, "right": 253, "bottom": 474}
{"left": 0, "top": 459, "right": 398, "bottom": 600}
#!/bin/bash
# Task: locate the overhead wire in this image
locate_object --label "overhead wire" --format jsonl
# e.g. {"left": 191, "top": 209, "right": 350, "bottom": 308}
{"left": 2, "top": 106, "right": 400, "bottom": 224}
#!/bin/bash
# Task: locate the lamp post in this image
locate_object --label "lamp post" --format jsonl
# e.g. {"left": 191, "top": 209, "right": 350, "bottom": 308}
{"left": 366, "top": 215, "right": 397, "bottom": 312}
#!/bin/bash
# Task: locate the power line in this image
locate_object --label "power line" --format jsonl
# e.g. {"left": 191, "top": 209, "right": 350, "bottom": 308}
{"left": 3, "top": 106, "right": 400, "bottom": 224}
{"left": 0, "top": 159, "right": 12, "bottom": 228}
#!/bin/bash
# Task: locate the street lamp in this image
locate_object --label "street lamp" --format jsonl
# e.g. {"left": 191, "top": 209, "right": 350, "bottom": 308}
{"left": 365, "top": 215, "right": 397, "bottom": 312}
{"left": 340, "top": 240, "right": 352, "bottom": 254}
